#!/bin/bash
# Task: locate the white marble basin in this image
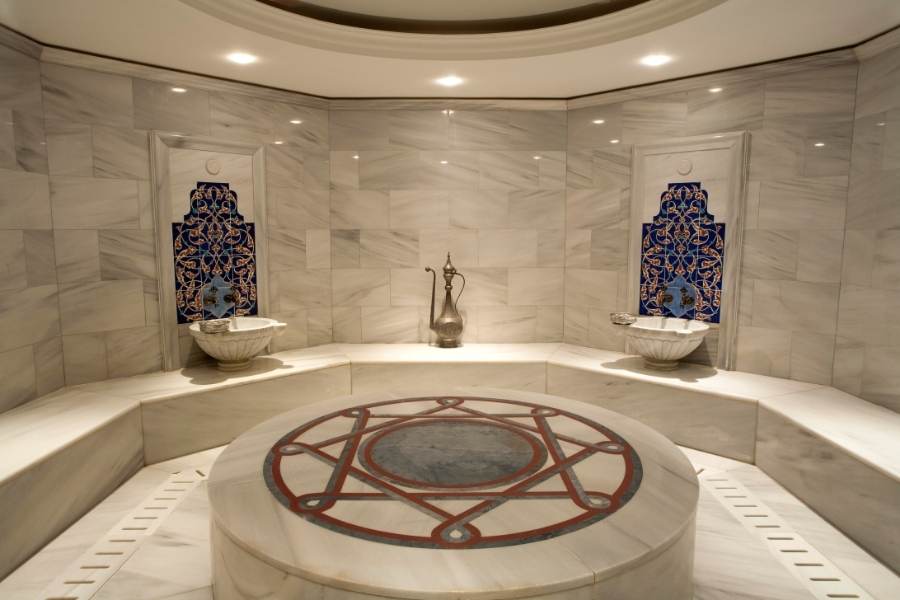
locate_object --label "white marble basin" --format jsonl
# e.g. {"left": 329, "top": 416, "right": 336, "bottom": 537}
{"left": 623, "top": 316, "right": 710, "bottom": 370}
{"left": 188, "top": 317, "right": 286, "bottom": 371}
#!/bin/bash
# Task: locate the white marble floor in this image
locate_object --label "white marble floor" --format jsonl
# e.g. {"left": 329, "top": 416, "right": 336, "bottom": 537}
{"left": 2, "top": 447, "right": 897, "bottom": 600}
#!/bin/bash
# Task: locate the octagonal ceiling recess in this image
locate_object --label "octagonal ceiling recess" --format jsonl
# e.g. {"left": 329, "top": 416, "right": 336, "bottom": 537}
{"left": 183, "top": 0, "right": 720, "bottom": 59}
{"left": 2, "top": 0, "right": 900, "bottom": 98}
{"left": 257, "top": 0, "right": 654, "bottom": 34}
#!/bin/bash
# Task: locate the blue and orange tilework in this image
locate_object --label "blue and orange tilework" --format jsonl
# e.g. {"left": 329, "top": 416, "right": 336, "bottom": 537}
{"left": 172, "top": 182, "right": 257, "bottom": 324}
{"left": 639, "top": 182, "right": 724, "bottom": 323}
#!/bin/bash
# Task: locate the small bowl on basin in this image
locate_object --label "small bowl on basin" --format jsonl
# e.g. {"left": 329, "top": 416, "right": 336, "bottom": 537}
{"left": 188, "top": 316, "right": 286, "bottom": 371}
{"left": 622, "top": 316, "right": 709, "bottom": 370}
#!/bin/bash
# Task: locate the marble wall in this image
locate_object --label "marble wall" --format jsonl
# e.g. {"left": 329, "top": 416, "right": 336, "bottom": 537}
{"left": 3, "top": 30, "right": 900, "bottom": 409}
{"left": 0, "top": 39, "right": 330, "bottom": 402}
{"left": 565, "top": 54, "right": 858, "bottom": 385}
{"left": 327, "top": 108, "right": 568, "bottom": 343}
{"left": 0, "top": 43, "right": 63, "bottom": 412}
{"left": 835, "top": 40, "right": 900, "bottom": 411}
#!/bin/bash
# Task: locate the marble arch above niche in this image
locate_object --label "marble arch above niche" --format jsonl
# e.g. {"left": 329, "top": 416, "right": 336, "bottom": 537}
{"left": 151, "top": 133, "right": 270, "bottom": 370}
{"left": 627, "top": 132, "right": 749, "bottom": 370}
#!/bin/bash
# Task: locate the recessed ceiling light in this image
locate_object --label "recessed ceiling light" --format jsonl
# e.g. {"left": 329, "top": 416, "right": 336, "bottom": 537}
{"left": 227, "top": 52, "right": 257, "bottom": 65}
{"left": 876, "top": 121, "right": 886, "bottom": 126}
{"left": 709, "top": 87, "right": 723, "bottom": 93}
{"left": 171, "top": 87, "right": 187, "bottom": 93}
{"left": 592, "top": 119, "right": 605, "bottom": 124}
{"left": 439, "top": 159, "right": 449, "bottom": 165}
{"left": 435, "top": 75, "right": 464, "bottom": 87}
{"left": 273, "top": 140, "right": 284, "bottom": 145}
{"left": 352, "top": 154, "right": 359, "bottom": 160}
{"left": 533, "top": 155, "right": 542, "bottom": 160}
{"left": 813, "top": 142, "right": 825, "bottom": 147}
{"left": 713, "top": 134, "right": 724, "bottom": 138}
{"left": 442, "top": 109, "right": 455, "bottom": 115}
{"left": 289, "top": 119, "right": 303, "bottom": 125}
{"left": 610, "top": 139, "right": 620, "bottom": 144}
{"left": 639, "top": 54, "right": 672, "bottom": 67}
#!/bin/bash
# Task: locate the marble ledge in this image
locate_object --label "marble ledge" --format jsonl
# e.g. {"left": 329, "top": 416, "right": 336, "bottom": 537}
{"left": 0, "top": 388, "right": 138, "bottom": 484}
{"left": 337, "top": 342, "right": 561, "bottom": 364}
{"left": 761, "top": 386, "right": 900, "bottom": 481}
{"left": 547, "top": 344, "right": 823, "bottom": 404}
{"left": 3, "top": 342, "right": 898, "bottom": 486}
{"left": 77, "top": 344, "right": 350, "bottom": 404}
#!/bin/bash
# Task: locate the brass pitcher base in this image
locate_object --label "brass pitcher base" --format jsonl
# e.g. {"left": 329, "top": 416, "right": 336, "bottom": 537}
{"left": 436, "top": 338, "right": 461, "bottom": 348}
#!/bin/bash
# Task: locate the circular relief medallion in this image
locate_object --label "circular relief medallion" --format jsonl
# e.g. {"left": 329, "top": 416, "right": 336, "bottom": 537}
{"left": 263, "top": 396, "right": 643, "bottom": 549}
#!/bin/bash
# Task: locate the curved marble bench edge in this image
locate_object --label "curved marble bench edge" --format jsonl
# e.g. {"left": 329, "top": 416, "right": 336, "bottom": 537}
{"left": 207, "top": 483, "right": 698, "bottom": 599}
{"left": 3, "top": 341, "right": 897, "bottom": 484}
{"left": 758, "top": 391, "right": 900, "bottom": 482}
{"left": 0, "top": 389, "right": 140, "bottom": 485}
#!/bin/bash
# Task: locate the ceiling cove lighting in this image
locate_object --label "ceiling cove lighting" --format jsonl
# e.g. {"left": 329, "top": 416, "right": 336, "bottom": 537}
{"left": 639, "top": 54, "right": 672, "bottom": 67}
{"left": 439, "top": 159, "right": 449, "bottom": 164}
{"left": 227, "top": 52, "right": 257, "bottom": 65}
{"left": 171, "top": 87, "right": 187, "bottom": 93}
{"left": 289, "top": 119, "right": 303, "bottom": 125}
{"left": 435, "top": 75, "right": 464, "bottom": 87}
{"left": 273, "top": 140, "right": 284, "bottom": 145}
{"left": 813, "top": 142, "right": 826, "bottom": 147}
{"left": 610, "top": 139, "right": 620, "bottom": 144}
{"left": 709, "top": 87, "right": 723, "bottom": 93}
{"left": 592, "top": 119, "right": 605, "bottom": 124}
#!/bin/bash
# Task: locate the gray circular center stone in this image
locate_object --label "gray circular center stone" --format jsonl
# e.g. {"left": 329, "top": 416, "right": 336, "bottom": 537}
{"left": 361, "top": 420, "right": 546, "bottom": 489}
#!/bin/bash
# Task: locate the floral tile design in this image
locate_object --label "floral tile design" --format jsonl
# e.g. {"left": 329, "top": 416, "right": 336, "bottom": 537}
{"left": 639, "top": 182, "right": 725, "bottom": 323}
{"left": 172, "top": 182, "right": 257, "bottom": 324}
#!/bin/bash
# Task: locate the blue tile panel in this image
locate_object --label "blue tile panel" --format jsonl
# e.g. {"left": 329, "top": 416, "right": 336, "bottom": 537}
{"left": 172, "top": 182, "right": 257, "bottom": 324}
{"left": 639, "top": 182, "right": 725, "bottom": 323}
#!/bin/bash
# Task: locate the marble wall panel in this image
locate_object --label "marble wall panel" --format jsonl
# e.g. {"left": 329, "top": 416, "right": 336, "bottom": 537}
{"left": 329, "top": 109, "right": 568, "bottom": 343}
{"left": 0, "top": 168, "right": 51, "bottom": 229}
{"left": 41, "top": 63, "right": 133, "bottom": 127}
{"left": 50, "top": 176, "right": 140, "bottom": 229}
{"left": 58, "top": 279, "right": 145, "bottom": 335}
{"left": 834, "top": 43, "right": 900, "bottom": 411}
{"left": 332, "top": 269, "right": 390, "bottom": 306}
{"left": 0, "top": 42, "right": 60, "bottom": 410}
{"left": 62, "top": 332, "right": 108, "bottom": 384}
{"left": 0, "top": 346, "right": 36, "bottom": 413}
{"left": 32, "top": 336, "right": 64, "bottom": 396}
{"left": 133, "top": 78, "right": 211, "bottom": 134}
{"left": 0, "top": 284, "right": 60, "bottom": 354}
{"left": 92, "top": 125, "right": 150, "bottom": 180}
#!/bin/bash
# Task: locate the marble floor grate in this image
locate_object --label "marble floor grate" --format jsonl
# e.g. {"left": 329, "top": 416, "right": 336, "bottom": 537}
{"left": 700, "top": 470, "right": 873, "bottom": 600}
{"left": 39, "top": 468, "right": 207, "bottom": 600}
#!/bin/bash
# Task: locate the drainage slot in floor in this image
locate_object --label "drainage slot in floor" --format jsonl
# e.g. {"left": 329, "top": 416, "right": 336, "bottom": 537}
{"left": 700, "top": 471, "right": 874, "bottom": 600}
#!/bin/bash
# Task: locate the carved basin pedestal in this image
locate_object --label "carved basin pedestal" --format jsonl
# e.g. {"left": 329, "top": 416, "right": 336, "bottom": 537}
{"left": 623, "top": 316, "right": 710, "bottom": 370}
{"left": 188, "top": 316, "right": 286, "bottom": 371}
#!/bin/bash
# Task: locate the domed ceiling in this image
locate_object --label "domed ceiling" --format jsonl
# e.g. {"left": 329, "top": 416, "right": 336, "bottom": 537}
{"left": 257, "top": 0, "right": 651, "bottom": 33}
{"left": 1, "top": 0, "right": 899, "bottom": 97}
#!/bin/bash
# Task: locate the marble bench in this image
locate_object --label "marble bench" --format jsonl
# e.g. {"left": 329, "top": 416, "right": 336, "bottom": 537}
{"left": 0, "top": 342, "right": 897, "bottom": 581}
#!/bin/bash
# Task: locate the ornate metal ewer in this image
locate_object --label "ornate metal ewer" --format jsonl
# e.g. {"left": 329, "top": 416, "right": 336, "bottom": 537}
{"left": 425, "top": 254, "right": 466, "bottom": 348}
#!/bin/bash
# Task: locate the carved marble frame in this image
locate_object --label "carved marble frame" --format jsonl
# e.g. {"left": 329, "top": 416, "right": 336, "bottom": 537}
{"left": 150, "top": 133, "right": 270, "bottom": 371}
{"left": 627, "top": 132, "right": 750, "bottom": 370}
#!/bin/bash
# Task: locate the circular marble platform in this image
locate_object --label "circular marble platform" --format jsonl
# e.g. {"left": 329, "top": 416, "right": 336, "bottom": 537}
{"left": 208, "top": 388, "right": 699, "bottom": 600}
